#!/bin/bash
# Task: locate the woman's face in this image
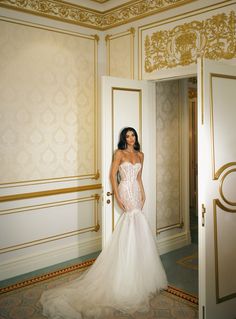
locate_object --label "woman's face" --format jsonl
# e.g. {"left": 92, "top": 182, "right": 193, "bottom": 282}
{"left": 125, "top": 130, "right": 135, "bottom": 146}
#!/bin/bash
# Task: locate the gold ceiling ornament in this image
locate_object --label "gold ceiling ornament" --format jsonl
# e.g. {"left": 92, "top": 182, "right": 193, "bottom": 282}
{"left": 145, "top": 11, "right": 236, "bottom": 73}
{"left": 0, "top": 0, "right": 195, "bottom": 30}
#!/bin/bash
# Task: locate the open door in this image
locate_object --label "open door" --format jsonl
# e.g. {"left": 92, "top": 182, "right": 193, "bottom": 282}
{"left": 198, "top": 59, "right": 236, "bottom": 319}
{"left": 101, "top": 76, "right": 155, "bottom": 248}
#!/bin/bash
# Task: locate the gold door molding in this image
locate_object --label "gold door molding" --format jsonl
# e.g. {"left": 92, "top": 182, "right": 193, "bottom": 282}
{"left": 0, "top": 18, "right": 99, "bottom": 187}
{"left": 0, "top": 0, "right": 196, "bottom": 30}
{"left": 143, "top": 10, "right": 236, "bottom": 73}
{"left": 111, "top": 87, "right": 142, "bottom": 231}
{"left": 214, "top": 199, "right": 236, "bottom": 303}
{"left": 210, "top": 74, "right": 236, "bottom": 180}
{"left": 106, "top": 28, "right": 135, "bottom": 79}
{"left": 209, "top": 73, "right": 236, "bottom": 304}
{"left": 0, "top": 194, "right": 100, "bottom": 254}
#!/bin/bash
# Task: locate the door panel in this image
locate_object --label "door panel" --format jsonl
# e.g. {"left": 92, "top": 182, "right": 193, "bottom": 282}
{"left": 198, "top": 59, "right": 236, "bottom": 319}
{"left": 101, "top": 76, "right": 155, "bottom": 248}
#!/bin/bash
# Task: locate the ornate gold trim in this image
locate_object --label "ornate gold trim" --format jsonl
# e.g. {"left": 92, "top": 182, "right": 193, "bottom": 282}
{"left": 0, "top": 258, "right": 96, "bottom": 294}
{"left": 166, "top": 285, "right": 198, "bottom": 305}
{"left": 144, "top": 11, "right": 236, "bottom": 73}
{"left": 219, "top": 168, "right": 236, "bottom": 206}
{"left": 210, "top": 73, "right": 236, "bottom": 180}
{"left": 0, "top": 0, "right": 197, "bottom": 30}
{"left": 91, "top": 0, "right": 109, "bottom": 3}
{"left": 138, "top": 1, "right": 236, "bottom": 78}
{"left": 106, "top": 28, "right": 135, "bottom": 79}
{"left": 0, "top": 195, "right": 100, "bottom": 254}
{"left": 0, "top": 184, "right": 102, "bottom": 203}
{"left": 214, "top": 199, "right": 236, "bottom": 304}
{"left": 0, "top": 17, "right": 99, "bottom": 187}
{"left": 111, "top": 87, "right": 142, "bottom": 231}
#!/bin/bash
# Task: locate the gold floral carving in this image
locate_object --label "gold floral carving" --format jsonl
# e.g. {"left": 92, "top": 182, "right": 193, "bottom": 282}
{"left": 145, "top": 11, "right": 236, "bottom": 73}
{"left": 0, "top": 0, "right": 194, "bottom": 30}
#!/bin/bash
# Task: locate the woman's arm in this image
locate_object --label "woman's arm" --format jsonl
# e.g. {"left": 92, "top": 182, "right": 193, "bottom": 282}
{"left": 137, "top": 152, "right": 146, "bottom": 209}
{"left": 110, "top": 150, "right": 125, "bottom": 211}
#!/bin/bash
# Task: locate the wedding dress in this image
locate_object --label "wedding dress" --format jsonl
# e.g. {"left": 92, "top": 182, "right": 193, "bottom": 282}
{"left": 40, "top": 162, "right": 168, "bottom": 319}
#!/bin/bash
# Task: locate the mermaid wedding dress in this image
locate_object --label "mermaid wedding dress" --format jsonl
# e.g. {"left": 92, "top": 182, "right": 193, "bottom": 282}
{"left": 40, "top": 162, "right": 168, "bottom": 318}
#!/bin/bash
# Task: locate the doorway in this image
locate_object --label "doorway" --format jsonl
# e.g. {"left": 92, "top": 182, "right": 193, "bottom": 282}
{"left": 155, "top": 77, "right": 198, "bottom": 298}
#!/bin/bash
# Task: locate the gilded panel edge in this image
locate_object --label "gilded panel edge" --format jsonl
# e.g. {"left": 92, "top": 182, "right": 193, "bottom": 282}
{"left": 0, "top": 195, "right": 101, "bottom": 254}
{"left": 106, "top": 28, "right": 135, "bottom": 78}
{"left": 138, "top": 0, "right": 236, "bottom": 78}
{"left": 0, "top": 0, "right": 197, "bottom": 30}
{"left": 214, "top": 199, "right": 236, "bottom": 304}
{"left": 210, "top": 73, "right": 236, "bottom": 180}
{"left": 0, "top": 17, "right": 99, "bottom": 186}
{"left": 0, "top": 184, "right": 102, "bottom": 204}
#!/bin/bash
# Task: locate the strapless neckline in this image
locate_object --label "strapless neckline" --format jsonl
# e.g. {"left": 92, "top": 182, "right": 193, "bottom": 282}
{"left": 120, "top": 161, "right": 141, "bottom": 167}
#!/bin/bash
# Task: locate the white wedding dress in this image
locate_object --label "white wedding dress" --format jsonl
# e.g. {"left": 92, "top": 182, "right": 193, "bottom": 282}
{"left": 40, "top": 162, "right": 168, "bottom": 318}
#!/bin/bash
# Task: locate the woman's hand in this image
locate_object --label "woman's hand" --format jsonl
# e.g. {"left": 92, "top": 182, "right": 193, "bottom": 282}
{"left": 117, "top": 198, "right": 126, "bottom": 211}
{"left": 141, "top": 197, "right": 146, "bottom": 209}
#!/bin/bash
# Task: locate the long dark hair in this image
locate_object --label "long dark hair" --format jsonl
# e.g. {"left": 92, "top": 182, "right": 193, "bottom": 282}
{"left": 117, "top": 127, "right": 140, "bottom": 151}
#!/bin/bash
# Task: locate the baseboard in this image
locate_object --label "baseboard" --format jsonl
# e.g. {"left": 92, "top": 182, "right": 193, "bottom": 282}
{"left": 157, "top": 231, "right": 191, "bottom": 255}
{"left": 0, "top": 236, "right": 102, "bottom": 281}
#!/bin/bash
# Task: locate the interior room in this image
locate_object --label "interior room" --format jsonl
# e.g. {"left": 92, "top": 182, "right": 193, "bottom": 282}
{"left": 0, "top": 0, "right": 236, "bottom": 318}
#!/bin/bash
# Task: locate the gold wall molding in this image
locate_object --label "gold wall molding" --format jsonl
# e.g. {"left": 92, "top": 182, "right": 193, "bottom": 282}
{"left": 144, "top": 10, "right": 236, "bottom": 73}
{"left": 106, "top": 28, "right": 135, "bottom": 78}
{"left": 0, "top": 18, "right": 99, "bottom": 186}
{"left": 0, "top": 194, "right": 100, "bottom": 254}
{"left": 0, "top": 0, "right": 196, "bottom": 30}
{"left": 0, "top": 184, "right": 102, "bottom": 203}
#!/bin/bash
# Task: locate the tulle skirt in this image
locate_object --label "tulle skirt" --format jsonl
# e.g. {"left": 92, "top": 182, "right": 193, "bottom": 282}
{"left": 40, "top": 209, "right": 168, "bottom": 319}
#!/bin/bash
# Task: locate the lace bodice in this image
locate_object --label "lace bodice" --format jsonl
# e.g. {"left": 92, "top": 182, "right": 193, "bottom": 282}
{"left": 118, "top": 162, "right": 142, "bottom": 212}
{"left": 118, "top": 162, "right": 141, "bottom": 182}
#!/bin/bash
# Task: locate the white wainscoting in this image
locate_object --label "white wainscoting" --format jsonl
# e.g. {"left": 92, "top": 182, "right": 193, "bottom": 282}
{"left": 0, "top": 190, "right": 102, "bottom": 280}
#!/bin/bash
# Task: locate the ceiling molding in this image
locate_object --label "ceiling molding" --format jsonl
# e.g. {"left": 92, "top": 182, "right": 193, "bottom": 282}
{"left": 0, "top": 0, "right": 196, "bottom": 30}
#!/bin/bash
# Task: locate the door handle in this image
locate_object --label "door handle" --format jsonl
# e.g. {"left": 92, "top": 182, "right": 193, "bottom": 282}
{"left": 106, "top": 191, "right": 113, "bottom": 196}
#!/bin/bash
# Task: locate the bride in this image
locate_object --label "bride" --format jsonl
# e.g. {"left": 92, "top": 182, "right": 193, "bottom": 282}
{"left": 40, "top": 127, "right": 168, "bottom": 319}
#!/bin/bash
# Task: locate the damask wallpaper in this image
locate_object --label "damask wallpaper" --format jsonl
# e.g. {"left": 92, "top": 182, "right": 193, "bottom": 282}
{"left": 156, "top": 80, "right": 181, "bottom": 231}
{"left": 0, "top": 20, "right": 97, "bottom": 185}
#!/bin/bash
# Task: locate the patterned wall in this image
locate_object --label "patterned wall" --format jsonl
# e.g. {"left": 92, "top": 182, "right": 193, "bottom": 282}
{"left": 106, "top": 29, "right": 134, "bottom": 79}
{"left": 0, "top": 20, "right": 97, "bottom": 185}
{"left": 156, "top": 80, "right": 181, "bottom": 231}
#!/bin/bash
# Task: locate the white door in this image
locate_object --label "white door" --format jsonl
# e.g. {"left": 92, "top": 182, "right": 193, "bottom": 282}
{"left": 101, "top": 76, "right": 155, "bottom": 248}
{"left": 198, "top": 59, "right": 236, "bottom": 319}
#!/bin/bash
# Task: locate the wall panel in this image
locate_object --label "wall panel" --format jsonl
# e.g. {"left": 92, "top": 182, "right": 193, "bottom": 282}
{"left": 0, "top": 19, "right": 98, "bottom": 187}
{"left": 106, "top": 28, "right": 134, "bottom": 79}
{"left": 156, "top": 80, "right": 182, "bottom": 232}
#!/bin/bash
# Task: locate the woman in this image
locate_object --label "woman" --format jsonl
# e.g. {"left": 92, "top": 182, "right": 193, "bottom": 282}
{"left": 40, "top": 127, "right": 167, "bottom": 319}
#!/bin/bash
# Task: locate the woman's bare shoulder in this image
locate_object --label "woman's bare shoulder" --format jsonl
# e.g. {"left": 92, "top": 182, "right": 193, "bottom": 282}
{"left": 114, "top": 149, "right": 123, "bottom": 159}
{"left": 138, "top": 151, "right": 144, "bottom": 158}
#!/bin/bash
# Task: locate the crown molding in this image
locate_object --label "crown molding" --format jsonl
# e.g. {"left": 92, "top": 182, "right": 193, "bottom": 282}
{"left": 0, "top": 0, "right": 196, "bottom": 30}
